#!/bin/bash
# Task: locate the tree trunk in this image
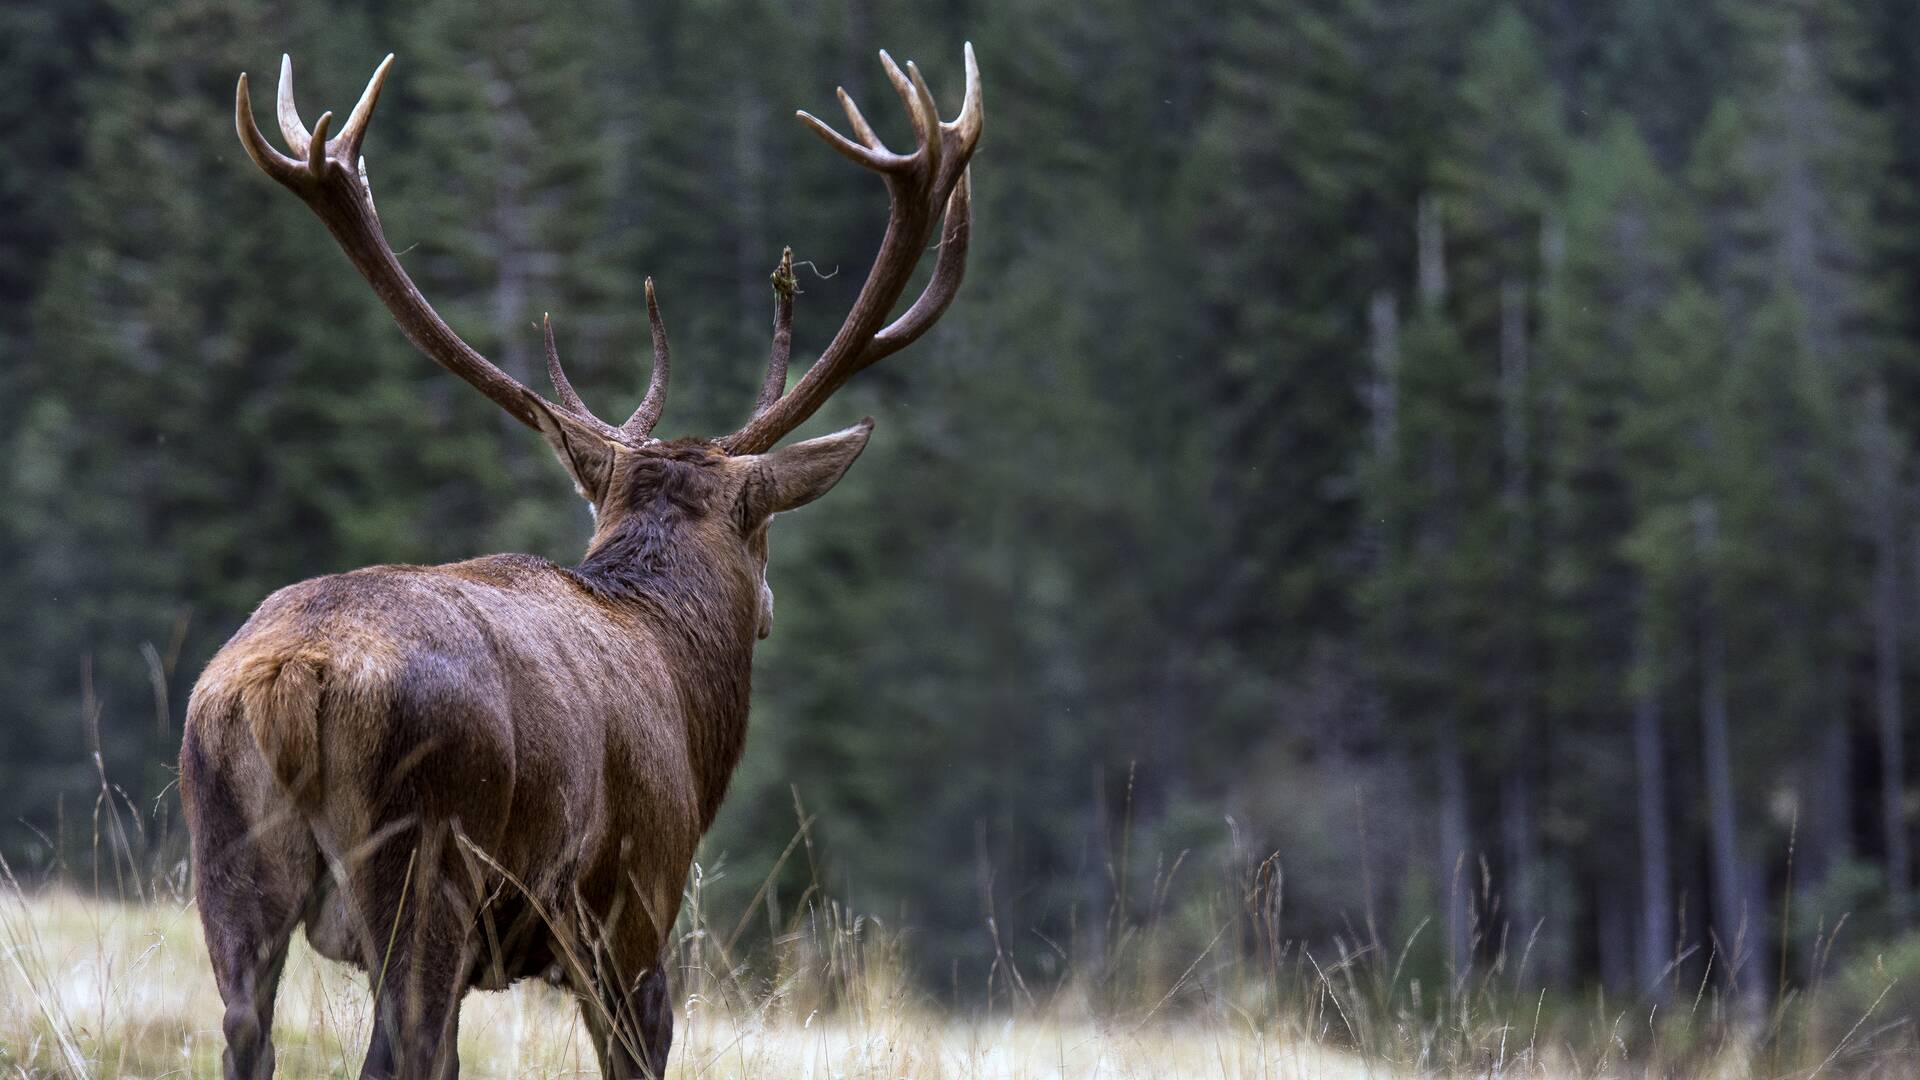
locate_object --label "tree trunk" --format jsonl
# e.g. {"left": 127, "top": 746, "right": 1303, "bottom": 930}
{"left": 1498, "top": 276, "right": 1536, "bottom": 955}
{"left": 1499, "top": 276, "right": 1530, "bottom": 512}
{"left": 1437, "top": 721, "right": 1473, "bottom": 984}
{"left": 1418, "top": 194, "right": 1472, "bottom": 983}
{"left": 1870, "top": 386, "right": 1910, "bottom": 923}
{"left": 1805, "top": 615, "right": 1852, "bottom": 885}
{"left": 1417, "top": 195, "right": 1446, "bottom": 311}
{"left": 1370, "top": 290, "right": 1399, "bottom": 460}
{"left": 1499, "top": 771, "right": 1534, "bottom": 964}
{"left": 1694, "top": 497, "right": 1763, "bottom": 1011}
{"left": 1597, "top": 882, "right": 1632, "bottom": 996}
{"left": 1631, "top": 594, "right": 1673, "bottom": 999}
{"left": 1814, "top": 683, "right": 1851, "bottom": 873}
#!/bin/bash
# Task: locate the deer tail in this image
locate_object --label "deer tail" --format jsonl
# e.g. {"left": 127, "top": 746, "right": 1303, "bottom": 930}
{"left": 238, "top": 649, "right": 327, "bottom": 806}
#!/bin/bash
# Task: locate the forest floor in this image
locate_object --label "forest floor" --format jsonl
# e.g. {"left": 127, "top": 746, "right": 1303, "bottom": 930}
{"left": 0, "top": 889, "right": 1892, "bottom": 1078}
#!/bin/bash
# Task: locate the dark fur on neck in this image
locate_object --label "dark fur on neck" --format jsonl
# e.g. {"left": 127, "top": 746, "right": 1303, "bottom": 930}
{"left": 570, "top": 441, "right": 723, "bottom": 601}
{"left": 566, "top": 440, "right": 756, "bottom": 826}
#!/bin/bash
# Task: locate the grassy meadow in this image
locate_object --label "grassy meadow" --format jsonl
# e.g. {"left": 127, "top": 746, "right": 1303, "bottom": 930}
{"left": 0, "top": 765, "right": 1908, "bottom": 1078}
{"left": 4, "top": 869, "right": 1912, "bottom": 1078}
{"left": 1, "top": 889, "right": 1372, "bottom": 1080}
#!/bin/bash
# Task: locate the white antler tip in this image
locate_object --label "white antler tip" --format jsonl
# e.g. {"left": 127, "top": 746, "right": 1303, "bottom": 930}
{"left": 335, "top": 52, "right": 397, "bottom": 157}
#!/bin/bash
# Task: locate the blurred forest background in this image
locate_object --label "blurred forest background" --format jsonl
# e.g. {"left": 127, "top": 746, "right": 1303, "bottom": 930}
{"left": 6, "top": 0, "right": 1920, "bottom": 1014}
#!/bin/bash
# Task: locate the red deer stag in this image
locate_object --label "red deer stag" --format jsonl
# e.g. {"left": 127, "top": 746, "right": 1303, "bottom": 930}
{"left": 181, "top": 46, "right": 980, "bottom": 1079}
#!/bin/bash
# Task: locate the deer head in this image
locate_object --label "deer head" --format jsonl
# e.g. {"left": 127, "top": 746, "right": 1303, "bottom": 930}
{"left": 235, "top": 48, "right": 981, "bottom": 636}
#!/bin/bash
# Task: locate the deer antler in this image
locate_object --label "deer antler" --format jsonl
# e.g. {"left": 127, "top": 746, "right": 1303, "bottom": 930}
{"left": 721, "top": 44, "right": 983, "bottom": 455}
{"left": 236, "top": 54, "right": 668, "bottom": 445}
{"left": 237, "top": 47, "right": 981, "bottom": 459}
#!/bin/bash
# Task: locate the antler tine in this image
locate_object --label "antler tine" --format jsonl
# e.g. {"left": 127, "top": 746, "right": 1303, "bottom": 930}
{"left": 334, "top": 53, "right": 394, "bottom": 163}
{"left": 306, "top": 111, "right": 334, "bottom": 179}
{"left": 624, "top": 279, "right": 671, "bottom": 438}
{"left": 796, "top": 108, "right": 902, "bottom": 170}
{"left": 867, "top": 168, "right": 972, "bottom": 365}
{"left": 880, "top": 51, "right": 942, "bottom": 178}
{"left": 904, "top": 60, "right": 942, "bottom": 176}
{"left": 236, "top": 73, "right": 301, "bottom": 183}
{"left": 275, "top": 54, "right": 312, "bottom": 154}
{"left": 543, "top": 314, "right": 590, "bottom": 418}
{"left": 836, "top": 88, "right": 883, "bottom": 150}
{"left": 943, "top": 42, "right": 984, "bottom": 159}
{"left": 754, "top": 248, "right": 798, "bottom": 418}
{"left": 877, "top": 52, "right": 930, "bottom": 151}
{"left": 797, "top": 50, "right": 950, "bottom": 175}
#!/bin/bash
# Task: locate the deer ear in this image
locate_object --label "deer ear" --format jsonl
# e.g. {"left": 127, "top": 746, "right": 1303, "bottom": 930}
{"left": 738, "top": 418, "right": 874, "bottom": 524}
{"left": 529, "top": 398, "right": 619, "bottom": 507}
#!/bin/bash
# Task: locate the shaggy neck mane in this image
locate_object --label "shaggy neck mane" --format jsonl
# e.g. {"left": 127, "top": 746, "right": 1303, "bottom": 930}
{"left": 571, "top": 444, "right": 722, "bottom": 602}
{"left": 566, "top": 442, "right": 757, "bottom": 826}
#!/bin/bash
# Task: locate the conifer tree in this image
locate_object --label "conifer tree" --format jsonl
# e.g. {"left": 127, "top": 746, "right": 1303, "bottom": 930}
{"left": 1433, "top": 2, "right": 1570, "bottom": 962}
{"left": 13, "top": 0, "right": 462, "bottom": 834}
{"left": 386, "top": 0, "right": 629, "bottom": 555}
{"left": 1538, "top": 117, "right": 1691, "bottom": 989}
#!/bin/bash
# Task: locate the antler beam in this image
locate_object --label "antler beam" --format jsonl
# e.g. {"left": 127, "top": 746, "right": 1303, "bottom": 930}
{"left": 236, "top": 54, "right": 657, "bottom": 446}
{"left": 723, "top": 44, "right": 983, "bottom": 455}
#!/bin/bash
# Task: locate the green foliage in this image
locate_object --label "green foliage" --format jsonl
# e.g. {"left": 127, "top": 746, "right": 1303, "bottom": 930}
{"left": 1829, "top": 932, "right": 1920, "bottom": 1049}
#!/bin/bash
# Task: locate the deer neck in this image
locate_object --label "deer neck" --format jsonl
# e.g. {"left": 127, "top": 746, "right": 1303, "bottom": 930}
{"left": 569, "top": 519, "right": 759, "bottom": 829}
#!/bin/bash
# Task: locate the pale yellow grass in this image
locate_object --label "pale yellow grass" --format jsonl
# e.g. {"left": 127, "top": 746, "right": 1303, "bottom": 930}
{"left": 1, "top": 892, "right": 1381, "bottom": 1079}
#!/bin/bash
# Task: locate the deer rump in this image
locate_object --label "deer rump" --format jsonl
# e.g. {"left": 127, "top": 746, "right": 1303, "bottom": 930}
{"left": 182, "top": 555, "right": 704, "bottom": 993}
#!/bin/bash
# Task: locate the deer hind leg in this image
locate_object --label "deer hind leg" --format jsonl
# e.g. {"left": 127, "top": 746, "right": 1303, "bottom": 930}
{"left": 630, "top": 964, "right": 673, "bottom": 1079}
{"left": 182, "top": 726, "right": 315, "bottom": 1080}
{"left": 577, "top": 960, "right": 672, "bottom": 1080}
{"left": 348, "top": 823, "right": 478, "bottom": 1080}
{"left": 332, "top": 652, "right": 517, "bottom": 1079}
{"left": 570, "top": 895, "right": 674, "bottom": 1080}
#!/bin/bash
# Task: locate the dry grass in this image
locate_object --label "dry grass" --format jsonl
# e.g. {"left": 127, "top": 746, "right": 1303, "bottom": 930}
{"left": 2, "top": 782, "right": 1910, "bottom": 1078}
{"left": 1, "top": 890, "right": 1383, "bottom": 1079}
{"left": 5, "top": 883, "right": 1917, "bottom": 1077}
